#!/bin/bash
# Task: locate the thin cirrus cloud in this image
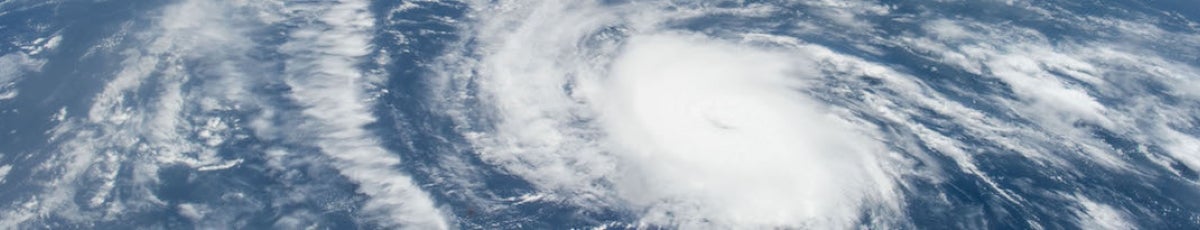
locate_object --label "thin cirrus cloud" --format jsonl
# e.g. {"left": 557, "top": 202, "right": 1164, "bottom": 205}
{"left": 0, "top": 0, "right": 449, "bottom": 229}
{"left": 276, "top": 0, "right": 449, "bottom": 228}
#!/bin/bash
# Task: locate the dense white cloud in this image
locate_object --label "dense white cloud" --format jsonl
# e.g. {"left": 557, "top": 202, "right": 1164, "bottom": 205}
{"left": 3, "top": 0, "right": 1198, "bottom": 228}
{"left": 436, "top": 1, "right": 904, "bottom": 228}
{"left": 601, "top": 33, "right": 899, "bottom": 228}
{"left": 436, "top": 0, "right": 1200, "bottom": 229}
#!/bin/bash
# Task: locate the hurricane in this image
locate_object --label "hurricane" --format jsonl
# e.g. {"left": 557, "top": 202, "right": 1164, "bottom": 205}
{"left": 0, "top": 0, "right": 1198, "bottom": 229}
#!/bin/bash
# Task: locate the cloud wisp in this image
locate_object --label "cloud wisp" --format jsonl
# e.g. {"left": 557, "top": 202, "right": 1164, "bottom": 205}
{"left": 0, "top": 0, "right": 449, "bottom": 228}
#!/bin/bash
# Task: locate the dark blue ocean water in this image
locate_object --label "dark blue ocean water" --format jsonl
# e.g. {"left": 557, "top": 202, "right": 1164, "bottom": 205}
{"left": 1, "top": 0, "right": 1198, "bottom": 229}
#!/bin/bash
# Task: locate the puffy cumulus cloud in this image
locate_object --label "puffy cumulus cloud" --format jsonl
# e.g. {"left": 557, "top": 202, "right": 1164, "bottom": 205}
{"left": 1068, "top": 194, "right": 1136, "bottom": 230}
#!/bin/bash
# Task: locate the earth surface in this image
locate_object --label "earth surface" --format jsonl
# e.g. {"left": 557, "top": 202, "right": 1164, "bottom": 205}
{"left": 1, "top": 0, "right": 1199, "bottom": 229}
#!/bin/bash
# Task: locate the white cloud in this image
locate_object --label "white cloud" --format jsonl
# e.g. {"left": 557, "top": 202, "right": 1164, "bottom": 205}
{"left": 273, "top": 1, "right": 449, "bottom": 229}
{"left": 1, "top": 0, "right": 448, "bottom": 228}
{"left": 0, "top": 165, "right": 11, "bottom": 184}
{"left": 898, "top": 19, "right": 1141, "bottom": 169}
{"left": 1069, "top": 195, "right": 1136, "bottom": 230}
{"left": 1157, "top": 126, "right": 1200, "bottom": 173}
{"left": 436, "top": 1, "right": 1200, "bottom": 228}
{"left": 5, "top": 0, "right": 1198, "bottom": 228}
{"left": 600, "top": 32, "right": 899, "bottom": 228}
{"left": 0, "top": 53, "right": 45, "bottom": 101}
{"left": 436, "top": 1, "right": 903, "bottom": 228}
{"left": 176, "top": 203, "right": 206, "bottom": 222}
{"left": 438, "top": 0, "right": 625, "bottom": 203}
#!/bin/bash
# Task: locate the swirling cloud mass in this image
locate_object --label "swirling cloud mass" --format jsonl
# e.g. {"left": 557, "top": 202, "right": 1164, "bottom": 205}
{"left": 0, "top": 0, "right": 1198, "bottom": 229}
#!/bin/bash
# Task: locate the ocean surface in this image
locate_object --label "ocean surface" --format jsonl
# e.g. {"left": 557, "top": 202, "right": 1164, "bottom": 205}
{"left": 1, "top": 0, "right": 1199, "bottom": 229}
